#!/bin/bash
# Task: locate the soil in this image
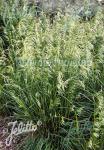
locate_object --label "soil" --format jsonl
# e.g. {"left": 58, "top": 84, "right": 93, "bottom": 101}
{"left": 0, "top": 117, "right": 18, "bottom": 150}
{"left": 0, "top": 117, "right": 34, "bottom": 150}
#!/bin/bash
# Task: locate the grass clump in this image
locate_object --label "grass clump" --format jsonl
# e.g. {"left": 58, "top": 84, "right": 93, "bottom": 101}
{"left": 0, "top": 1, "right": 104, "bottom": 150}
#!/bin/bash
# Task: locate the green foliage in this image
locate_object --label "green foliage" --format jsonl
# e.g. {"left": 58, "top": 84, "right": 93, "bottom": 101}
{"left": 0, "top": 0, "right": 104, "bottom": 149}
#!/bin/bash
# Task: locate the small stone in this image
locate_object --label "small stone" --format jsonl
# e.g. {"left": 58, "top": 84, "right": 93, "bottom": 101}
{"left": 0, "top": 141, "right": 3, "bottom": 148}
